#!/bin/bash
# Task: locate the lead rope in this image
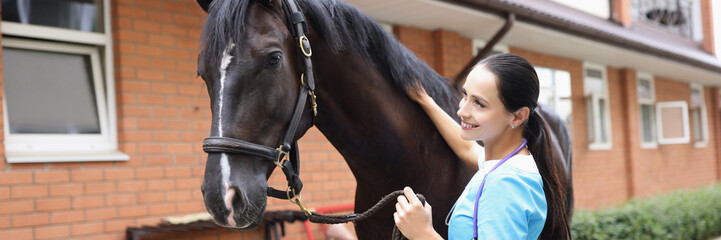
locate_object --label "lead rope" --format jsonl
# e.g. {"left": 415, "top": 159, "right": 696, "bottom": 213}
{"left": 302, "top": 190, "right": 425, "bottom": 240}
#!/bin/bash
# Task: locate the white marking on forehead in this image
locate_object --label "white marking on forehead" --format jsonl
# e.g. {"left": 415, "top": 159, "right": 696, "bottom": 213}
{"left": 218, "top": 42, "right": 236, "bottom": 137}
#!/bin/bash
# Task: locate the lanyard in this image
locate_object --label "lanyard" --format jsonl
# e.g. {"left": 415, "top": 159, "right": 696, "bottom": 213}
{"left": 472, "top": 138, "right": 527, "bottom": 240}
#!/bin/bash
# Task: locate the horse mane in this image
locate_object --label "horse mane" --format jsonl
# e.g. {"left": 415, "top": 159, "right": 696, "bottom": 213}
{"left": 199, "top": 0, "right": 460, "bottom": 112}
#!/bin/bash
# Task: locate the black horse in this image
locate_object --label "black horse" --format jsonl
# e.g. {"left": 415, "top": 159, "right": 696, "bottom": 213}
{"left": 195, "top": 0, "right": 573, "bottom": 238}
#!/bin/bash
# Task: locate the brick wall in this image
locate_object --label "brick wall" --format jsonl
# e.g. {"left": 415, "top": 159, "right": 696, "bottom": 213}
{"left": 0, "top": 0, "right": 356, "bottom": 239}
{"left": 627, "top": 77, "right": 719, "bottom": 197}
{"left": 395, "top": 26, "right": 472, "bottom": 81}
{"left": 432, "top": 30, "right": 472, "bottom": 80}
{"left": 0, "top": 1, "right": 719, "bottom": 239}
{"left": 395, "top": 26, "right": 437, "bottom": 70}
{"left": 611, "top": 0, "right": 632, "bottom": 26}
{"left": 701, "top": 0, "right": 715, "bottom": 54}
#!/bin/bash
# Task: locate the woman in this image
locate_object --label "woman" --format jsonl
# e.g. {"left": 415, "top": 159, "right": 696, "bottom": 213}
{"left": 394, "top": 53, "right": 569, "bottom": 239}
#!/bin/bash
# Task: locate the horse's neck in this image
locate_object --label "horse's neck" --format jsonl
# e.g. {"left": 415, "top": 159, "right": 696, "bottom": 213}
{"left": 307, "top": 34, "right": 471, "bottom": 240}
{"left": 313, "top": 51, "right": 407, "bottom": 164}
{"left": 311, "top": 46, "right": 461, "bottom": 185}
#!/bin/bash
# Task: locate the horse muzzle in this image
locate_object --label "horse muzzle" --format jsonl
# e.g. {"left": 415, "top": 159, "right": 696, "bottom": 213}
{"left": 205, "top": 185, "right": 266, "bottom": 229}
{"left": 201, "top": 153, "right": 269, "bottom": 229}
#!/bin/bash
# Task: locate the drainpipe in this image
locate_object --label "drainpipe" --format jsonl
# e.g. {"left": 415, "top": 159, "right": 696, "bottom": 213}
{"left": 453, "top": 12, "right": 515, "bottom": 90}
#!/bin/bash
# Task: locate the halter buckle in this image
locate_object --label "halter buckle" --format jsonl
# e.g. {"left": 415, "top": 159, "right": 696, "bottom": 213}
{"left": 309, "top": 90, "right": 317, "bottom": 117}
{"left": 287, "top": 187, "right": 312, "bottom": 216}
{"left": 275, "top": 145, "right": 289, "bottom": 168}
{"left": 299, "top": 36, "right": 312, "bottom": 57}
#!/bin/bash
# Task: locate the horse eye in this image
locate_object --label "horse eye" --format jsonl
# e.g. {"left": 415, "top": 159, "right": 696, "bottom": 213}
{"left": 265, "top": 52, "right": 282, "bottom": 67}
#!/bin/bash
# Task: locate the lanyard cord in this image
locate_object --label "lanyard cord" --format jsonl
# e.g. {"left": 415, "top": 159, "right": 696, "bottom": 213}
{"left": 472, "top": 138, "right": 527, "bottom": 240}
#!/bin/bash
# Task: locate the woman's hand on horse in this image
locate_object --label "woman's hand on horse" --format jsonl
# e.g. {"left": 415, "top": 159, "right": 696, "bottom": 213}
{"left": 394, "top": 187, "right": 441, "bottom": 240}
{"left": 405, "top": 84, "right": 433, "bottom": 106}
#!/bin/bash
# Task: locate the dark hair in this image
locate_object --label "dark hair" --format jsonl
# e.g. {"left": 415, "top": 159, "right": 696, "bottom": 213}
{"left": 479, "top": 53, "right": 570, "bottom": 240}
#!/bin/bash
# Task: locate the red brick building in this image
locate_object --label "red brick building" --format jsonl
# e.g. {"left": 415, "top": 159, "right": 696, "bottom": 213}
{"left": 0, "top": 0, "right": 719, "bottom": 239}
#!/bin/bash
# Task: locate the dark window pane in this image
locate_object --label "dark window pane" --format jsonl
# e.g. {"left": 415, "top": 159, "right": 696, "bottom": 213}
{"left": 640, "top": 104, "right": 655, "bottom": 142}
{"left": 599, "top": 98, "right": 607, "bottom": 143}
{"left": 586, "top": 96, "right": 595, "bottom": 143}
{"left": 585, "top": 69, "right": 603, "bottom": 79}
{"left": 1, "top": 0, "right": 103, "bottom": 33}
{"left": 692, "top": 108, "right": 702, "bottom": 142}
{"left": 3, "top": 47, "right": 101, "bottom": 134}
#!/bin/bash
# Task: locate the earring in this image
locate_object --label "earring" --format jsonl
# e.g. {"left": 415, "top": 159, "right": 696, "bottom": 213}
{"left": 511, "top": 124, "right": 515, "bottom": 129}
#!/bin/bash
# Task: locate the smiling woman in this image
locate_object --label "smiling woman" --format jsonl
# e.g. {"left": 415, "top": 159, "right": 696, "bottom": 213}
{"left": 396, "top": 53, "right": 570, "bottom": 240}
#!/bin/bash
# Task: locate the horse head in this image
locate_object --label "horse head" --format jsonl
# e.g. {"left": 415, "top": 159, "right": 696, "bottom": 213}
{"left": 195, "top": 0, "right": 314, "bottom": 229}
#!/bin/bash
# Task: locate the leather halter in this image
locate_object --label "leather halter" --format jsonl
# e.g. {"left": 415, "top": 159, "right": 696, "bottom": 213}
{"left": 202, "top": 0, "right": 317, "bottom": 215}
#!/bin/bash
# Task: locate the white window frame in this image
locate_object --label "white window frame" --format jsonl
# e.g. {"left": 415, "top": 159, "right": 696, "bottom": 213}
{"left": 2, "top": 0, "right": 127, "bottom": 163}
{"left": 690, "top": 83, "right": 709, "bottom": 148}
{"left": 656, "top": 101, "right": 691, "bottom": 145}
{"left": 472, "top": 39, "right": 509, "bottom": 56}
{"left": 584, "top": 62, "right": 612, "bottom": 150}
{"left": 637, "top": 72, "right": 657, "bottom": 148}
{"left": 535, "top": 67, "right": 573, "bottom": 124}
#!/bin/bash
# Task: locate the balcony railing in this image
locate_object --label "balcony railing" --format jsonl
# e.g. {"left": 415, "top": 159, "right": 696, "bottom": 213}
{"left": 631, "top": 0, "right": 702, "bottom": 40}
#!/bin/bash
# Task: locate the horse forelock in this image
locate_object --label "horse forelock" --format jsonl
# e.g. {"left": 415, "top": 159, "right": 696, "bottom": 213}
{"left": 199, "top": 0, "right": 251, "bottom": 74}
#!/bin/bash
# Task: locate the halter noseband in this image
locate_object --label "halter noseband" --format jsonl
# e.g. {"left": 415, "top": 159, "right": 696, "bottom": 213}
{"left": 202, "top": 0, "right": 317, "bottom": 216}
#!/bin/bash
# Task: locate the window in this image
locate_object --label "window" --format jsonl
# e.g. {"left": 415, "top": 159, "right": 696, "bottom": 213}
{"left": 656, "top": 101, "right": 690, "bottom": 144}
{"left": 535, "top": 67, "right": 572, "bottom": 124}
{"left": 584, "top": 63, "right": 612, "bottom": 149}
{"left": 1, "top": 0, "right": 126, "bottom": 163}
{"left": 637, "top": 73, "right": 657, "bottom": 148}
{"left": 690, "top": 83, "right": 708, "bottom": 147}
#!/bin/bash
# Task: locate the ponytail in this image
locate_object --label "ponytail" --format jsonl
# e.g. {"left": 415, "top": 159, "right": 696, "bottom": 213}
{"left": 525, "top": 111, "right": 570, "bottom": 240}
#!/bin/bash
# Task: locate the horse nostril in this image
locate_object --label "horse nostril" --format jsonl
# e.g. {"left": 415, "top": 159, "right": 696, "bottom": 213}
{"left": 223, "top": 187, "right": 244, "bottom": 226}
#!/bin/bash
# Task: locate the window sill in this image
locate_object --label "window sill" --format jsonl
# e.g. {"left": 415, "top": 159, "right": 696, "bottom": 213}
{"left": 588, "top": 142, "right": 612, "bottom": 150}
{"left": 694, "top": 141, "right": 708, "bottom": 148}
{"left": 6, "top": 151, "right": 129, "bottom": 163}
{"left": 640, "top": 142, "right": 658, "bottom": 149}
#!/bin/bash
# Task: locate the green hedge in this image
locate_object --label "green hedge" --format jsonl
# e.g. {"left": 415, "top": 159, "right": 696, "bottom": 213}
{"left": 571, "top": 183, "right": 721, "bottom": 240}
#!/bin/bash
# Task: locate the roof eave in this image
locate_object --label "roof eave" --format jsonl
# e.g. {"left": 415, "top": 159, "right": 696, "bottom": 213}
{"left": 444, "top": 0, "right": 721, "bottom": 74}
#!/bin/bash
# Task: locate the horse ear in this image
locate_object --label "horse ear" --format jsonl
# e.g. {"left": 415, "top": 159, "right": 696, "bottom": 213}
{"left": 196, "top": 0, "right": 213, "bottom": 12}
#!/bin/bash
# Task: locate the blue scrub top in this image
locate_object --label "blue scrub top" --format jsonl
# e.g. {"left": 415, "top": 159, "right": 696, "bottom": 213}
{"left": 448, "top": 154, "right": 547, "bottom": 240}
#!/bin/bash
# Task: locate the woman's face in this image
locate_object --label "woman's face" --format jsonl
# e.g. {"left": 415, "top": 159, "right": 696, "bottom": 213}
{"left": 457, "top": 66, "right": 514, "bottom": 142}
